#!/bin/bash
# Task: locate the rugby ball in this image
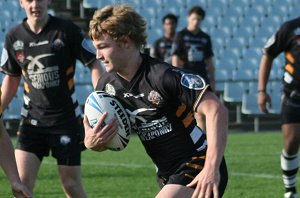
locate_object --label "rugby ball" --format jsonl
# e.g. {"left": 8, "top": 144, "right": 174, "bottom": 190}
{"left": 84, "top": 91, "right": 131, "bottom": 151}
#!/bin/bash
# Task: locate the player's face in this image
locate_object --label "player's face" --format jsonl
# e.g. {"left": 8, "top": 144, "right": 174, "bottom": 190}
{"left": 19, "top": 0, "right": 50, "bottom": 24}
{"left": 163, "top": 18, "right": 177, "bottom": 36}
{"left": 93, "top": 34, "right": 125, "bottom": 73}
{"left": 187, "top": 13, "right": 203, "bottom": 31}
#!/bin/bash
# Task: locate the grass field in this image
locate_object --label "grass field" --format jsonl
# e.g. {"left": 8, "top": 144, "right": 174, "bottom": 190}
{"left": 0, "top": 131, "right": 297, "bottom": 197}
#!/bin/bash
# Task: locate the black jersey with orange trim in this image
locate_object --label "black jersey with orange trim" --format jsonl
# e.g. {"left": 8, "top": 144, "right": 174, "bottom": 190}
{"left": 151, "top": 36, "right": 173, "bottom": 64}
{"left": 263, "top": 17, "right": 300, "bottom": 89}
{"left": 96, "top": 53, "right": 209, "bottom": 177}
{"left": 0, "top": 15, "right": 96, "bottom": 129}
{"left": 171, "top": 28, "right": 213, "bottom": 81}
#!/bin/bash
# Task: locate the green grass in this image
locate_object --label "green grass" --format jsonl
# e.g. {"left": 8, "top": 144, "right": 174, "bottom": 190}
{"left": 0, "top": 131, "right": 297, "bottom": 197}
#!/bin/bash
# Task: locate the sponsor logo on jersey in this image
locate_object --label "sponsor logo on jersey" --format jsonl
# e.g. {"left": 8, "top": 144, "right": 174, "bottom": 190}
{"left": 29, "top": 40, "right": 49, "bottom": 47}
{"left": 105, "top": 83, "right": 116, "bottom": 96}
{"left": 13, "top": 40, "right": 24, "bottom": 51}
{"left": 181, "top": 74, "right": 205, "bottom": 90}
{"left": 0, "top": 48, "right": 8, "bottom": 67}
{"left": 136, "top": 116, "right": 172, "bottom": 141}
{"left": 148, "top": 90, "right": 163, "bottom": 105}
{"left": 294, "top": 27, "right": 300, "bottom": 36}
{"left": 52, "top": 38, "right": 64, "bottom": 50}
{"left": 26, "top": 53, "right": 60, "bottom": 89}
{"left": 123, "top": 93, "right": 144, "bottom": 99}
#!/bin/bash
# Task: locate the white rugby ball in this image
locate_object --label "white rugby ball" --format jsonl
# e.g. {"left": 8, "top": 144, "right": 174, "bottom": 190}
{"left": 84, "top": 91, "right": 131, "bottom": 151}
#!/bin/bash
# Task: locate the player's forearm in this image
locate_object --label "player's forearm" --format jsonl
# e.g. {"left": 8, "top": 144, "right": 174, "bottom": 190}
{"left": 0, "top": 126, "right": 21, "bottom": 184}
{"left": 200, "top": 94, "right": 228, "bottom": 169}
{"left": 258, "top": 55, "right": 273, "bottom": 91}
{"left": 1, "top": 75, "right": 20, "bottom": 110}
{"left": 204, "top": 100, "right": 228, "bottom": 170}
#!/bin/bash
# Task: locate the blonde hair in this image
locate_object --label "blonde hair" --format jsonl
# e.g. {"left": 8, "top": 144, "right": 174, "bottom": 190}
{"left": 89, "top": 4, "right": 147, "bottom": 49}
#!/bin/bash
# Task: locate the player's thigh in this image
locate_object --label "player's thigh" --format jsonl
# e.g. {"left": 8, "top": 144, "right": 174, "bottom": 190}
{"left": 15, "top": 149, "right": 41, "bottom": 190}
{"left": 156, "top": 184, "right": 194, "bottom": 198}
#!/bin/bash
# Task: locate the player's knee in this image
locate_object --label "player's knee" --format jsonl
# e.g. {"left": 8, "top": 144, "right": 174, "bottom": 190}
{"left": 61, "top": 179, "right": 79, "bottom": 194}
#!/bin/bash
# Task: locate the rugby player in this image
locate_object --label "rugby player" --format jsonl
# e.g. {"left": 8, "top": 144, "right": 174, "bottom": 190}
{"left": 0, "top": 0, "right": 103, "bottom": 197}
{"left": 258, "top": 16, "right": 300, "bottom": 198}
{"left": 84, "top": 5, "right": 228, "bottom": 198}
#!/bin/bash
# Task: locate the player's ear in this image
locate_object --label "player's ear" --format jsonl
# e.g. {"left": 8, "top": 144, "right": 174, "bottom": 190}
{"left": 122, "top": 35, "right": 131, "bottom": 49}
{"left": 19, "top": 0, "right": 24, "bottom": 8}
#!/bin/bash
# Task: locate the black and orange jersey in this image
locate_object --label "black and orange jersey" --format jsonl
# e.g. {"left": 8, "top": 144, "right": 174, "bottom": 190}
{"left": 263, "top": 17, "right": 300, "bottom": 89}
{"left": 96, "top": 53, "right": 210, "bottom": 177}
{"left": 0, "top": 15, "right": 96, "bottom": 130}
{"left": 171, "top": 28, "right": 213, "bottom": 81}
{"left": 151, "top": 36, "right": 173, "bottom": 64}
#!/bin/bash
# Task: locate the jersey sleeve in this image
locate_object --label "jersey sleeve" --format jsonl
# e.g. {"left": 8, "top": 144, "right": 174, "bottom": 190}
{"left": 160, "top": 67, "right": 210, "bottom": 112}
{"left": 66, "top": 22, "right": 96, "bottom": 67}
{"left": 204, "top": 35, "right": 214, "bottom": 59}
{"left": 263, "top": 22, "right": 290, "bottom": 58}
{"left": 0, "top": 33, "right": 22, "bottom": 76}
{"left": 171, "top": 32, "right": 185, "bottom": 57}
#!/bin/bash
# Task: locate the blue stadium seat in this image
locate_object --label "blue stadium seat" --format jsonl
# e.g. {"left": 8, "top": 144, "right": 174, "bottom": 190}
{"left": 215, "top": 69, "right": 232, "bottom": 92}
{"left": 82, "top": 0, "right": 99, "bottom": 9}
{"left": 232, "top": 69, "right": 254, "bottom": 82}
{"left": 223, "top": 81, "right": 246, "bottom": 103}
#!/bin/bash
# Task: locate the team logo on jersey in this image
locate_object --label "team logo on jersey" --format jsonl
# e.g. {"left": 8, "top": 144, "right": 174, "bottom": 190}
{"left": 16, "top": 50, "right": 25, "bottom": 63}
{"left": 0, "top": 48, "right": 8, "bottom": 67}
{"left": 264, "top": 33, "right": 276, "bottom": 49}
{"left": 13, "top": 40, "right": 24, "bottom": 51}
{"left": 124, "top": 93, "right": 144, "bottom": 99}
{"left": 148, "top": 90, "right": 163, "bottom": 105}
{"left": 52, "top": 38, "right": 64, "bottom": 50}
{"left": 294, "top": 27, "right": 300, "bottom": 36}
{"left": 29, "top": 40, "right": 49, "bottom": 47}
{"left": 181, "top": 74, "right": 205, "bottom": 90}
{"left": 105, "top": 83, "right": 116, "bottom": 96}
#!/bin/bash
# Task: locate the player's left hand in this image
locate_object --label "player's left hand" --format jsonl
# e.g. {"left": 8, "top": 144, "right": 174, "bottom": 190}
{"left": 12, "top": 181, "right": 32, "bottom": 198}
{"left": 186, "top": 165, "right": 220, "bottom": 198}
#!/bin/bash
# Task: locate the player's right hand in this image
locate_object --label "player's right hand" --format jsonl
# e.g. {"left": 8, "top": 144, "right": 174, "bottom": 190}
{"left": 257, "top": 91, "right": 272, "bottom": 113}
{"left": 83, "top": 114, "right": 118, "bottom": 151}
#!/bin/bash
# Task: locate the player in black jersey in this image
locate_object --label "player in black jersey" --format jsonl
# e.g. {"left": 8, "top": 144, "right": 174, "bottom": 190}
{"left": 150, "top": 13, "right": 178, "bottom": 64}
{"left": 171, "top": 6, "right": 215, "bottom": 90}
{"left": 84, "top": 5, "right": 228, "bottom": 198}
{"left": 258, "top": 17, "right": 300, "bottom": 198}
{"left": 0, "top": 0, "right": 103, "bottom": 197}
{"left": 0, "top": 89, "right": 32, "bottom": 197}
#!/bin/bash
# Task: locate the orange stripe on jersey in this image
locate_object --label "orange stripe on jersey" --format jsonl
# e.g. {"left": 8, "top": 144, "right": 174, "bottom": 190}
{"left": 182, "top": 112, "right": 194, "bottom": 128}
{"left": 66, "top": 65, "right": 74, "bottom": 76}
{"left": 176, "top": 103, "right": 186, "bottom": 117}
{"left": 68, "top": 78, "right": 74, "bottom": 90}
{"left": 185, "top": 162, "right": 203, "bottom": 170}
{"left": 285, "top": 52, "right": 295, "bottom": 64}
{"left": 285, "top": 63, "right": 295, "bottom": 74}
{"left": 24, "top": 82, "right": 29, "bottom": 93}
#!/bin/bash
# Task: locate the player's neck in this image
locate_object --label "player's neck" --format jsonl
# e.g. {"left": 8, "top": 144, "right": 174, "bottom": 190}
{"left": 117, "top": 52, "right": 142, "bottom": 82}
{"left": 26, "top": 14, "right": 50, "bottom": 34}
{"left": 164, "top": 32, "right": 174, "bottom": 39}
{"left": 187, "top": 26, "right": 200, "bottom": 34}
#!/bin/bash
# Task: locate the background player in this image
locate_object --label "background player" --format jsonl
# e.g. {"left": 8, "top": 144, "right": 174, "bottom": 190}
{"left": 84, "top": 4, "right": 228, "bottom": 198}
{"left": 171, "top": 5, "right": 215, "bottom": 91}
{"left": 150, "top": 13, "right": 178, "bottom": 64}
{"left": 0, "top": 0, "right": 103, "bottom": 197}
{"left": 257, "top": 16, "right": 300, "bottom": 198}
{"left": 0, "top": 91, "right": 32, "bottom": 197}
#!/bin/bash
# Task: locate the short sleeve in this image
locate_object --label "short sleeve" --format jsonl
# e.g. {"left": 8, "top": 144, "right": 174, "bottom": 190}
{"left": 66, "top": 22, "right": 96, "bottom": 67}
{"left": 161, "top": 68, "right": 210, "bottom": 112}
{"left": 263, "top": 22, "right": 290, "bottom": 58}
{"left": 0, "top": 33, "right": 22, "bottom": 76}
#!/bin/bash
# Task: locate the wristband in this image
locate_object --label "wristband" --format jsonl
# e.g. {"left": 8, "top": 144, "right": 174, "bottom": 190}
{"left": 257, "top": 89, "right": 266, "bottom": 93}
